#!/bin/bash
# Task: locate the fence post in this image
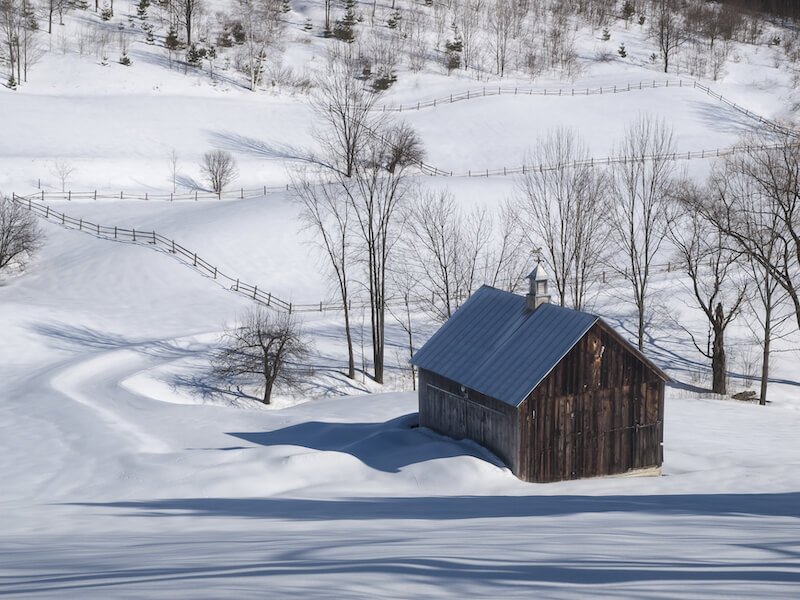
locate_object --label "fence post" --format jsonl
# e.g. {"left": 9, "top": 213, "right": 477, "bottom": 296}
{"left": 253, "top": 285, "right": 258, "bottom": 299}
{"left": 267, "top": 292, "right": 271, "bottom": 306}
{"left": 152, "top": 231, "right": 156, "bottom": 244}
{"left": 602, "top": 272, "right": 605, "bottom": 283}
{"left": 170, "top": 193, "right": 173, "bottom": 201}
{"left": 62, "top": 213, "right": 65, "bottom": 224}
{"left": 289, "top": 303, "right": 293, "bottom": 314}
{"left": 120, "top": 191, "right": 123, "bottom": 199}
{"left": 94, "top": 190, "right": 97, "bottom": 201}
{"left": 133, "top": 228, "right": 136, "bottom": 241}
{"left": 240, "top": 188, "right": 244, "bottom": 199}
{"left": 41, "top": 190, "right": 44, "bottom": 202}
{"left": 235, "top": 278, "right": 239, "bottom": 291}
{"left": 68, "top": 191, "right": 71, "bottom": 201}
{"left": 79, "top": 219, "right": 82, "bottom": 230}
{"left": 46, "top": 206, "right": 50, "bottom": 218}
{"left": 195, "top": 191, "right": 198, "bottom": 201}
{"left": 172, "top": 240, "right": 175, "bottom": 253}
{"left": 114, "top": 226, "right": 117, "bottom": 239}
{"left": 145, "top": 193, "right": 148, "bottom": 201}
{"left": 320, "top": 301, "right": 323, "bottom": 312}
{"left": 193, "top": 253, "right": 197, "bottom": 266}
{"left": 213, "top": 267, "right": 217, "bottom": 279}
{"left": 97, "top": 224, "right": 100, "bottom": 235}
{"left": 264, "top": 186, "right": 267, "bottom": 195}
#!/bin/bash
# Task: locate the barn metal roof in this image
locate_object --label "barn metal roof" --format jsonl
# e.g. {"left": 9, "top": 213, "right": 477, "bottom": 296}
{"left": 411, "top": 285, "right": 600, "bottom": 407}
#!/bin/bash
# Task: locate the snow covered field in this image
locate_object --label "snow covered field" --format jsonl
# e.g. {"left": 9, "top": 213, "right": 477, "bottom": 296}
{"left": 2, "top": 1, "right": 800, "bottom": 597}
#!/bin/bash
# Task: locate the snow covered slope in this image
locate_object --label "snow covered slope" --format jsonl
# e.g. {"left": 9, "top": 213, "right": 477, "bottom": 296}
{"left": 2, "top": 2, "right": 800, "bottom": 597}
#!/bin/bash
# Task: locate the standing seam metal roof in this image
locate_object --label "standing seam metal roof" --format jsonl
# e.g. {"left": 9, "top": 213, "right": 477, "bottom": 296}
{"left": 411, "top": 285, "right": 599, "bottom": 407}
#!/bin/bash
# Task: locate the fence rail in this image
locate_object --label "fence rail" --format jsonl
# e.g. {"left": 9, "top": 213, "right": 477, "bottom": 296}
{"left": 17, "top": 79, "right": 799, "bottom": 204}
{"left": 375, "top": 78, "right": 798, "bottom": 177}
{"left": 18, "top": 183, "right": 293, "bottom": 203}
{"left": 377, "top": 78, "right": 795, "bottom": 136}
{"left": 12, "top": 192, "right": 690, "bottom": 317}
{"left": 23, "top": 140, "right": 800, "bottom": 207}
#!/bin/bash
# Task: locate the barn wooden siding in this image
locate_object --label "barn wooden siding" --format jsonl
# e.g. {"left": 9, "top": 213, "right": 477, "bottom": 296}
{"left": 517, "top": 321, "right": 664, "bottom": 483}
{"left": 418, "top": 370, "right": 519, "bottom": 472}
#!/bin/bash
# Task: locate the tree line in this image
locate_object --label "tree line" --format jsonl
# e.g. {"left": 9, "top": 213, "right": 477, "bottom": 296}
{"left": 6, "top": 0, "right": 800, "bottom": 91}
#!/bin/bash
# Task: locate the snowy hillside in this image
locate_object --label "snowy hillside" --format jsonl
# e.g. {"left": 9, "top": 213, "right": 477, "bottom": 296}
{"left": 2, "top": 0, "right": 800, "bottom": 597}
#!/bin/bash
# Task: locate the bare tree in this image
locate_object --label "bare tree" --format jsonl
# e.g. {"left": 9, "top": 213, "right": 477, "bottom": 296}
{"left": 311, "top": 47, "right": 383, "bottom": 178}
{"left": 213, "top": 307, "right": 309, "bottom": 405}
{"left": 608, "top": 115, "right": 676, "bottom": 350}
{"left": 337, "top": 122, "right": 418, "bottom": 384}
{"left": 651, "top": 0, "right": 686, "bottom": 73}
{"left": 176, "top": 0, "right": 202, "bottom": 46}
{"left": 168, "top": 149, "right": 179, "bottom": 193}
{"left": 0, "top": 196, "right": 42, "bottom": 272}
{"left": 50, "top": 159, "right": 75, "bottom": 192}
{"left": 482, "top": 201, "right": 528, "bottom": 292}
{"left": 487, "top": 0, "right": 515, "bottom": 76}
{"left": 669, "top": 182, "right": 747, "bottom": 395}
{"left": 743, "top": 234, "right": 790, "bottom": 405}
{"left": 386, "top": 266, "right": 418, "bottom": 390}
{"left": 236, "top": 0, "right": 283, "bottom": 91}
{"left": 456, "top": 1, "right": 480, "bottom": 71}
{"left": 516, "top": 127, "right": 609, "bottom": 310}
{"left": 293, "top": 173, "right": 356, "bottom": 380}
{"left": 690, "top": 133, "right": 800, "bottom": 402}
{"left": 406, "top": 190, "right": 482, "bottom": 321}
{"left": 0, "top": 0, "right": 40, "bottom": 85}
{"left": 200, "top": 149, "right": 237, "bottom": 194}
{"left": 698, "top": 133, "right": 800, "bottom": 335}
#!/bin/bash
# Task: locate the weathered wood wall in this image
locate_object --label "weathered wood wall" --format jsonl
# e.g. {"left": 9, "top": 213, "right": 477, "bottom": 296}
{"left": 517, "top": 321, "right": 664, "bottom": 482}
{"left": 418, "top": 369, "right": 519, "bottom": 472}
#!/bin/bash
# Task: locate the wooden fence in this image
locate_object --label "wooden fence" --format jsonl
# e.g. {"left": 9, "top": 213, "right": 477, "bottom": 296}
{"left": 21, "top": 183, "right": 292, "bottom": 203}
{"left": 377, "top": 78, "right": 794, "bottom": 136}
{"left": 12, "top": 192, "right": 687, "bottom": 316}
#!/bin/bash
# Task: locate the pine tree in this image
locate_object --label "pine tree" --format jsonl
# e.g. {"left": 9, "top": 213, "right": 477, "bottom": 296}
{"left": 136, "top": 0, "right": 150, "bottom": 20}
{"left": 618, "top": 43, "right": 627, "bottom": 58}
{"left": 333, "top": 0, "right": 356, "bottom": 42}
{"left": 165, "top": 25, "right": 180, "bottom": 50}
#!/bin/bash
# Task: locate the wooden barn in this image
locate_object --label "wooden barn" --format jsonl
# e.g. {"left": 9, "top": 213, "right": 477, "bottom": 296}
{"left": 410, "top": 265, "right": 668, "bottom": 483}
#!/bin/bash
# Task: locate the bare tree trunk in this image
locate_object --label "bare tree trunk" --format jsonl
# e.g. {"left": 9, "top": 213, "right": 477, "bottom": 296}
{"left": 711, "top": 307, "right": 726, "bottom": 395}
{"left": 343, "top": 297, "right": 355, "bottom": 379}
{"left": 760, "top": 313, "right": 771, "bottom": 405}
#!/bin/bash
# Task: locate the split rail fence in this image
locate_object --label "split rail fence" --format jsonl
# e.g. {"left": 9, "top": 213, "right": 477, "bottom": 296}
{"left": 19, "top": 79, "right": 799, "bottom": 205}
{"left": 12, "top": 193, "right": 686, "bottom": 315}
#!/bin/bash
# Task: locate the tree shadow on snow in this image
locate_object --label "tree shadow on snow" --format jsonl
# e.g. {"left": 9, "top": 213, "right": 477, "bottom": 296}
{"left": 7, "top": 537, "right": 800, "bottom": 596}
{"left": 69, "top": 491, "right": 800, "bottom": 522}
{"left": 175, "top": 174, "right": 208, "bottom": 192}
{"left": 205, "top": 130, "right": 317, "bottom": 165}
{"left": 30, "top": 322, "right": 195, "bottom": 361}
